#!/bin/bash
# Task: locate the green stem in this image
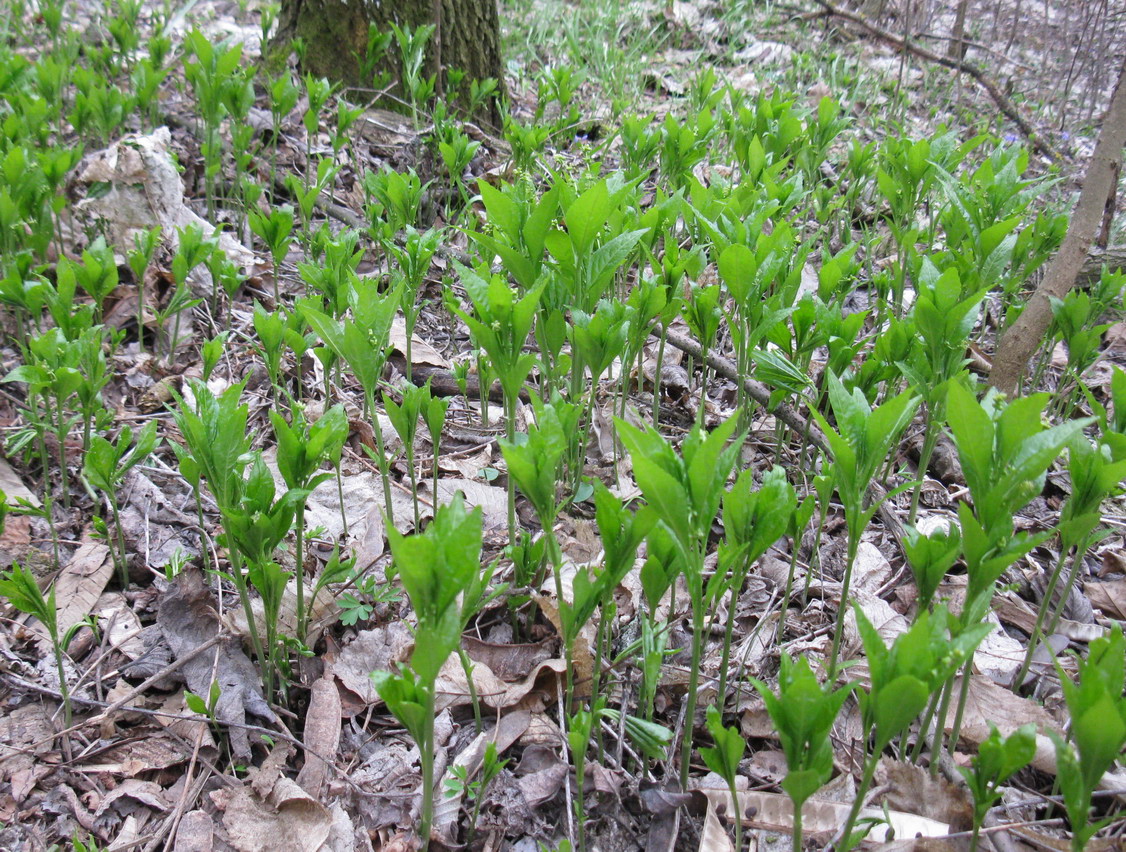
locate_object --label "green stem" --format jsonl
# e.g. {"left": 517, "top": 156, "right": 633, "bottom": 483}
{"left": 546, "top": 531, "right": 574, "bottom": 710}
{"left": 335, "top": 460, "right": 348, "bottom": 537}
{"left": 1044, "top": 535, "right": 1092, "bottom": 638}
{"left": 775, "top": 542, "right": 802, "bottom": 643}
{"left": 908, "top": 412, "right": 942, "bottom": 525}
{"left": 52, "top": 630, "right": 71, "bottom": 728}
{"left": 505, "top": 391, "right": 517, "bottom": 551}
{"left": 1012, "top": 543, "right": 1071, "bottom": 692}
{"left": 225, "top": 543, "right": 267, "bottom": 690}
{"left": 717, "top": 560, "right": 748, "bottom": 702}
{"left": 827, "top": 532, "right": 861, "bottom": 681}
{"left": 419, "top": 685, "right": 436, "bottom": 851}
{"left": 653, "top": 330, "right": 667, "bottom": 429}
{"left": 457, "top": 646, "right": 482, "bottom": 736}
{"left": 839, "top": 750, "right": 879, "bottom": 848}
{"left": 407, "top": 446, "right": 420, "bottom": 532}
{"left": 730, "top": 778, "right": 743, "bottom": 852}
{"left": 109, "top": 495, "right": 129, "bottom": 588}
{"left": 365, "top": 390, "right": 396, "bottom": 530}
{"left": 37, "top": 427, "right": 60, "bottom": 567}
{"left": 792, "top": 797, "right": 803, "bottom": 852}
{"left": 294, "top": 503, "right": 306, "bottom": 642}
{"left": 680, "top": 586, "right": 705, "bottom": 791}
{"left": 969, "top": 822, "right": 982, "bottom": 852}
{"left": 194, "top": 482, "right": 213, "bottom": 576}
{"left": 946, "top": 661, "right": 973, "bottom": 760}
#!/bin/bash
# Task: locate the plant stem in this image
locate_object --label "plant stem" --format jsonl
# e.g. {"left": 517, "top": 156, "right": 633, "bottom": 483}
{"left": 193, "top": 482, "right": 213, "bottom": 576}
{"left": 776, "top": 542, "right": 802, "bottom": 643}
{"left": 827, "top": 533, "right": 860, "bottom": 681}
{"left": 109, "top": 494, "right": 129, "bottom": 588}
{"left": 652, "top": 330, "right": 667, "bottom": 429}
{"left": 717, "top": 557, "right": 748, "bottom": 701}
{"left": 946, "top": 662, "right": 973, "bottom": 761}
{"left": 225, "top": 543, "right": 267, "bottom": 691}
{"left": 1012, "top": 543, "right": 1072, "bottom": 692}
{"left": 729, "top": 777, "right": 743, "bottom": 852}
{"left": 457, "top": 647, "right": 482, "bottom": 736}
{"left": 908, "top": 411, "right": 942, "bottom": 525}
{"left": 407, "top": 443, "right": 420, "bottom": 532}
{"left": 52, "top": 631, "right": 71, "bottom": 728}
{"left": 1044, "top": 535, "right": 1093, "bottom": 638}
{"left": 839, "top": 750, "right": 879, "bottom": 848}
{"left": 37, "top": 427, "right": 60, "bottom": 567}
{"left": 419, "top": 685, "right": 436, "bottom": 851}
{"left": 792, "top": 798, "right": 803, "bottom": 852}
{"left": 364, "top": 390, "right": 396, "bottom": 530}
{"left": 294, "top": 502, "right": 306, "bottom": 642}
{"left": 545, "top": 531, "right": 574, "bottom": 710}
{"left": 504, "top": 391, "right": 517, "bottom": 550}
{"left": 680, "top": 588, "right": 705, "bottom": 791}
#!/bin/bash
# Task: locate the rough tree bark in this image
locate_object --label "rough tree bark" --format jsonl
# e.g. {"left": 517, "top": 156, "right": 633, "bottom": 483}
{"left": 274, "top": 0, "right": 505, "bottom": 127}
{"left": 988, "top": 59, "right": 1126, "bottom": 396}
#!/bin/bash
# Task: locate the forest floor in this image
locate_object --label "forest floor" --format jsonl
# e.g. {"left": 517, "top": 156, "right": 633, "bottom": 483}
{"left": 0, "top": 0, "right": 1125, "bottom": 851}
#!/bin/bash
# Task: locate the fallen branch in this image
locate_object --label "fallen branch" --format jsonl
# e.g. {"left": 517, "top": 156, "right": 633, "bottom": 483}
{"left": 658, "top": 325, "right": 907, "bottom": 546}
{"left": 990, "top": 59, "right": 1126, "bottom": 395}
{"left": 812, "top": 0, "right": 1061, "bottom": 161}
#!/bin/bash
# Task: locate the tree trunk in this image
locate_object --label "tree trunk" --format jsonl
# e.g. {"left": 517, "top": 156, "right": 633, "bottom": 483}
{"left": 988, "top": 59, "right": 1126, "bottom": 397}
{"left": 948, "top": 0, "right": 968, "bottom": 61}
{"left": 275, "top": 0, "right": 505, "bottom": 127}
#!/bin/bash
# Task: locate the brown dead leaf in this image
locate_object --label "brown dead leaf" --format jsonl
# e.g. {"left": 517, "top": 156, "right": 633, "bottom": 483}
{"left": 93, "top": 778, "right": 168, "bottom": 819}
{"left": 1099, "top": 546, "right": 1126, "bottom": 577}
{"left": 216, "top": 770, "right": 332, "bottom": 852}
{"left": 333, "top": 623, "right": 414, "bottom": 705}
{"left": 157, "top": 568, "right": 277, "bottom": 759}
{"left": 876, "top": 759, "right": 973, "bottom": 831}
{"left": 0, "top": 457, "right": 37, "bottom": 508}
{"left": 1085, "top": 578, "right": 1126, "bottom": 620}
{"left": 432, "top": 710, "right": 532, "bottom": 845}
{"left": 436, "top": 478, "right": 509, "bottom": 531}
{"left": 296, "top": 675, "right": 342, "bottom": 799}
{"left": 878, "top": 839, "right": 971, "bottom": 852}
{"left": 42, "top": 538, "right": 113, "bottom": 653}
{"left": 81, "top": 725, "right": 195, "bottom": 776}
{"left": 435, "top": 650, "right": 569, "bottom": 711}
{"left": 0, "top": 703, "right": 54, "bottom": 800}
{"left": 462, "top": 635, "right": 556, "bottom": 681}
{"left": 515, "top": 749, "right": 567, "bottom": 809}
{"left": 155, "top": 692, "right": 216, "bottom": 749}
{"left": 174, "top": 810, "right": 215, "bottom": 851}
{"left": 694, "top": 784, "right": 950, "bottom": 843}
{"left": 534, "top": 560, "right": 598, "bottom": 697}
{"left": 944, "top": 676, "right": 1060, "bottom": 775}
{"left": 388, "top": 317, "right": 449, "bottom": 369}
{"left": 93, "top": 591, "right": 146, "bottom": 659}
{"left": 73, "top": 129, "right": 256, "bottom": 282}
{"left": 699, "top": 787, "right": 736, "bottom": 852}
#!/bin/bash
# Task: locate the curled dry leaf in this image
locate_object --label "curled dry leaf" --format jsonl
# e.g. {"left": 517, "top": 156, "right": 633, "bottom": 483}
{"left": 333, "top": 623, "right": 414, "bottom": 705}
{"left": 73, "top": 128, "right": 256, "bottom": 285}
{"left": 434, "top": 650, "right": 569, "bottom": 712}
{"left": 216, "top": 772, "right": 332, "bottom": 852}
{"left": 694, "top": 784, "right": 951, "bottom": 845}
{"left": 157, "top": 568, "right": 277, "bottom": 759}
{"left": 295, "top": 675, "right": 342, "bottom": 799}
{"left": 40, "top": 539, "right": 113, "bottom": 655}
{"left": 875, "top": 758, "right": 974, "bottom": 831}
{"left": 0, "top": 457, "right": 38, "bottom": 508}
{"left": 431, "top": 709, "right": 532, "bottom": 846}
